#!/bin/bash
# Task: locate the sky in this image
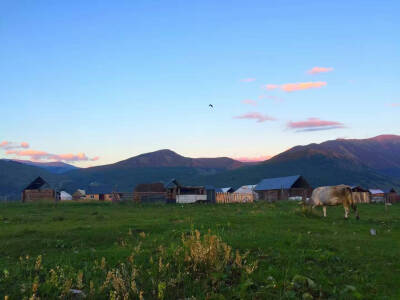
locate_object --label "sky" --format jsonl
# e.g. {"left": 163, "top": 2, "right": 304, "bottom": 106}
{"left": 1, "top": 0, "right": 399, "bottom": 167}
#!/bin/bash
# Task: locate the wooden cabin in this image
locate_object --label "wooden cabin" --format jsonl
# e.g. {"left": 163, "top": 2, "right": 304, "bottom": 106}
{"left": 255, "top": 175, "right": 312, "bottom": 202}
{"left": 369, "top": 189, "right": 385, "bottom": 203}
{"left": 385, "top": 188, "right": 399, "bottom": 204}
{"left": 133, "top": 182, "right": 166, "bottom": 203}
{"left": 22, "top": 176, "right": 58, "bottom": 203}
{"left": 165, "top": 179, "right": 207, "bottom": 204}
{"left": 351, "top": 186, "right": 371, "bottom": 203}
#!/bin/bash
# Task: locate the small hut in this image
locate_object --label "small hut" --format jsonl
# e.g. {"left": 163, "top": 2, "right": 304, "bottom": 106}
{"left": 255, "top": 175, "right": 311, "bottom": 202}
{"left": 165, "top": 179, "right": 206, "bottom": 204}
{"left": 22, "top": 176, "right": 58, "bottom": 203}
{"left": 384, "top": 188, "right": 399, "bottom": 204}
{"left": 351, "top": 186, "right": 371, "bottom": 203}
{"left": 369, "top": 189, "right": 385, "bottom": 203}
{"left": 60, "top": 191, "right": 73, "bottom": 201}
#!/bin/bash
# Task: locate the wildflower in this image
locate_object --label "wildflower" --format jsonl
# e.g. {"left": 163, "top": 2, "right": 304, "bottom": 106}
{"left": 34, "top": 255, "right": 42, "bottom": 271}
{"left": 90, "top": 280, "right": 95, "bottom": 295}
{"left": 139, "top": 232, "right": 146, "bottom": 238}
{"left": 101, "top": 257, "right": 107, "bottom": 270}
{"left": 77, "top": 271, "right": 84, "bottom": 289}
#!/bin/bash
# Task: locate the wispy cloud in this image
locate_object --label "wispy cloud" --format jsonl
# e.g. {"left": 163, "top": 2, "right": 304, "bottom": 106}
{"left": 307, "top": 67, "right": 334, "bottom": 74}
{"left": 387, "top": 103, "right": 400, "bottom": 107}
{"left": 265, "top": 81, "right": 327, "bottom": 92}
{"left": 234, "top": 112, "right": 276, "bottom": 123}
{"left": 234, "top": 155, "right": 272, "bottom": 162}
{"left": 242, "top": 99, "right": 257, "bottom": 106}
{"left": 240, "top": 78, "right": 256, "bottom": 83}
{"left": 5, "top": 149, "right": 99, "bottom": 162}
{"left": 287, "top": 117, "right": 345, "bottom": 132}
{"left": 0, "top": 141, "right": 30, "bottom": 150}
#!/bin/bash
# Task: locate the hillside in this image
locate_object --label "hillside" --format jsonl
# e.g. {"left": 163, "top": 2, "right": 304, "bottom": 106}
{"left": 8, "top": 160, "right": 79, "bottom": 174}
{"left": 1, "top": 135, "right": 400, "bottom": 199}
{"left": 0, "top": 160, "right": 62, "bottom": 200}
{"left": 60, "top": 150, "right": 245, "bottom": 193}
{"left": 189, "top": 148, "right": 400, "bottom": 190}
{"left": 282, "top": 135, "right": 400, "bottom": 178}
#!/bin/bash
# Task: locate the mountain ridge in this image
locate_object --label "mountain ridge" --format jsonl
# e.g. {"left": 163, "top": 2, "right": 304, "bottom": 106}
{"left": 1, "top": 134, "right": 400, "bottom": 200}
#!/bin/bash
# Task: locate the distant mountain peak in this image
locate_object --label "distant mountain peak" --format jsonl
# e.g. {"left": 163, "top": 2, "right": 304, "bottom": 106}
{"left": 369, "top": 135, "right": 400, "bottom": 142}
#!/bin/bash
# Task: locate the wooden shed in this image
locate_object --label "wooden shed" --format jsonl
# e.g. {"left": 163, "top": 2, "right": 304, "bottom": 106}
{"left": 369, "top": 189, "right": 385, "bottom": 203}
{"left": 165, "top": 179, "right": 206, "bottom": 204}
{"left": 385, "top": 188, "right": 400, "bottom": 204}
{"left": 351, "top": 186, "right": 371, "bottom": 203}
{"left": 133, "top": 182, "right": 166, "bottom": 203}
{"left": 255, "top": 175, "right": 312, "bottom": 202}
{"left": 22, "top": 176, "right": 58, "bottom": 203}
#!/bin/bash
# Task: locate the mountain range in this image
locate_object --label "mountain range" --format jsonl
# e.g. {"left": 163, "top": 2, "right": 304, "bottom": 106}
{"left": 7, "top": 160, "right": 79, "bottom": 174}
{"left": 1, "top": 135, "right": 399, "bottom": 200}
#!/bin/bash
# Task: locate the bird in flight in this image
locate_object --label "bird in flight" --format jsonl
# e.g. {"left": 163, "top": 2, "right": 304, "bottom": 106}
{"left": 209, "top": 104, "right": 214, "bottom": 108}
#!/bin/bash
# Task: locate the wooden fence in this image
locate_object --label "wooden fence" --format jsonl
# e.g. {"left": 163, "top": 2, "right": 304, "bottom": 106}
{"left": 216, "top": 192, "right": 254, "bottom": 204}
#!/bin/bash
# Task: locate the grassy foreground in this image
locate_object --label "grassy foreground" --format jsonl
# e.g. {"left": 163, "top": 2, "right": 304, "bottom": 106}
{"left": 0, "top": 201, "right": 399, "bottom": 299}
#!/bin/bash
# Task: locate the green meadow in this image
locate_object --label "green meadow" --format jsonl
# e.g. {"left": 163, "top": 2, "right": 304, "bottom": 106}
{"left": 0, "top": 201, "right": 399, "bottom": 299}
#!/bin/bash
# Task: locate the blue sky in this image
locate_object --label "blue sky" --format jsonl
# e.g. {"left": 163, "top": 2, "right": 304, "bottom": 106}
{"left": 1, "top": 0, "right": 399, "bottom": 166}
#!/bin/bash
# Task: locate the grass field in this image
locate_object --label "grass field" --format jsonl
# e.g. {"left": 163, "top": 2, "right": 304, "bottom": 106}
{"left": 0, "top": 201, "right": 399, "bottom": 299}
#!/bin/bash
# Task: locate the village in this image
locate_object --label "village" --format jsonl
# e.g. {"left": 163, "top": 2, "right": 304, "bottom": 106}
{"left": 21, "top": 174, "right": 400, "bottom": 205}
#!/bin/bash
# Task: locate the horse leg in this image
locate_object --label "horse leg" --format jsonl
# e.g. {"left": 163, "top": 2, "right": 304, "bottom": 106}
{"left": 353, "top": 204, "right": 360, "bottom": 220}
{"left": 344, "top": 205, "right": 349, "bottom": 219}
{"left": 323, "top": 206, "right": 327, "bottom": 217}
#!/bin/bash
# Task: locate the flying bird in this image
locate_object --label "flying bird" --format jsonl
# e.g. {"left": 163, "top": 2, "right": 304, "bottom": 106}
{"left": 209, "top": 104, "right": 214, "bottom": 108}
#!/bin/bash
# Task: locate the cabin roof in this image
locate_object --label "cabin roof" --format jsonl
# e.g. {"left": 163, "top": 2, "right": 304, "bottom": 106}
{"left": 255, "top": 175, "right": 303, "bottom": 191}
{"left": 24, "top": 176, "right": 50, "bottom": 190}
{"left": 369, "top": 189, "right": 385, "bottom": 195}
{"left": 235, "top": 185, "right": 256, "bottom": 193}
{"left": 164, "top": 178, "right": 181, "bottom": 188}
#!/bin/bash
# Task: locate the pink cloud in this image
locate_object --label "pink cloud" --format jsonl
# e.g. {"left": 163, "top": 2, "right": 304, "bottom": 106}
{"left": 242, "top": 99, "right": 257, "bottom": 106}
{"left": 287, "top": 118, "right": 345, "bottom": 132}
{"left": 281, "top": 81, "right": 327, "bottom": 92}
{"left": 235, "top": 155, "right": 272, "bottom": 162}
{"left": 264, "top": 81, "right": 327, "bottom": 92}
{"left": 265, "top": 84, "right": 279, "bottom": 90}
{"left": 0, "top": 141, "right": 30, "bottom": 150}
{"left": 0, "top": 141, "right": 9, "bottom": 148}
{"left": 5, "top": 149, "right": 99, "bottom": 162}
{"left": 234, "top": 112, "right": 276, "bottom": 123}
{"left": 307, "top": 67, "right": 334, "bottom": 74}
{"left": 388, "top": 103, "right": 400, "bottom": 107}
{"left": 240, "top": 78, "right": 256, "bottom": 83}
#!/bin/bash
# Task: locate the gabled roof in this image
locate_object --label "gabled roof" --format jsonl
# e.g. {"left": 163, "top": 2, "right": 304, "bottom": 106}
{"left": 235, "top": 185, "right": 256, "bottom": 194}
{"left": 350, "top": 186, "right": 369, "bottom": 192}
{"left": 24, "top": 176, "right": 51, "bottom": 190}
{"left": 221, "top": 187, "right": 234, "bottom": 193}
{"left": 369, "top": 189, "right": 384, "bottom": 195}
{"left": 164, "top": 178, "right": 181, "bottom": 189}
{"left": 255, "top": 175, "right": 302, "bottom": 191}
{"left": 383, "top": 188, "right": 397, "bottom": 194}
